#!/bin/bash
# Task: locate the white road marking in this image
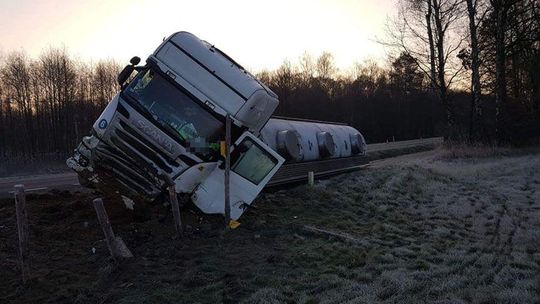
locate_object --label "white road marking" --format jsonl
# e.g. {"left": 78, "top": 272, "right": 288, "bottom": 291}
{"left": 7, "top": 187, "right": 49, "bottom": 194}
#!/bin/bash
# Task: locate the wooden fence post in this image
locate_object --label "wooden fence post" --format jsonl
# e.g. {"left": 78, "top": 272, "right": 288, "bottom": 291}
{"left": 168, "top": 185, "right": 183, "bottom": 238}
{"left": 92, "top": 198, "right": 133, "bottom": 259}
{"left": 224, "top": 114, "right": 231, "bottom": 228}
{"left": 14, "top": 184, "right": 29, "bottom": 284}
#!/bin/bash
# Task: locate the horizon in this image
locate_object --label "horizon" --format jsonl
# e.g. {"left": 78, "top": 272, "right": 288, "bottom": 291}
{"left": 0, "top": 0, "right": 396, "bottom": 72}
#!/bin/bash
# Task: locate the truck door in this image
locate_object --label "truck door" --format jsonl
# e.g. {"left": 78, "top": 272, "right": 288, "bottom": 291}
{"left": 191, "top": 132, "right": 285, "bottom": 220}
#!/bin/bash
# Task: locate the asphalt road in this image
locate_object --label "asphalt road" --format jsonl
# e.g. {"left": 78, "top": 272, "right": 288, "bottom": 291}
{"left": 0, "top": 137, "right": 443, "bottom": 198}
{"left": 0, "top": 172, "right": 81, "bottom": 198}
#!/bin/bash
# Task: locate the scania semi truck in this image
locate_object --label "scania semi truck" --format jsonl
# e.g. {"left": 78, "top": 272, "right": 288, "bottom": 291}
{"left": 67, "top": 32, "right": 367, "bottom": 221}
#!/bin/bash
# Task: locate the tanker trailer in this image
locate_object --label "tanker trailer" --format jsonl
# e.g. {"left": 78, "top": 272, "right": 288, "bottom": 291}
{"left": 67, "top": 31, "right": 367, "bottom": 221}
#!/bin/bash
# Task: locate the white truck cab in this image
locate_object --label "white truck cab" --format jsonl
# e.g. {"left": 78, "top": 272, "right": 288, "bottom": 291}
{"left": 153, "top": 32, "right": 279, "bottom": 133}
{"left": 67, "top": 31, "right": 366, "bottom": 221}
{"left": 68, "top": 31, "right": 285, "bottom": 220}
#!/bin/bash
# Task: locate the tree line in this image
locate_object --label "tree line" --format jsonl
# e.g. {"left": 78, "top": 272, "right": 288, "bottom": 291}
{"left": 0, "top": 49, "right": 120, "bottom": 160}
{"left": 0, "top": 49, "right": 446, "bottom": 161}
{"left": 0, "top": 0, "right": 538, "bottom": 161}
{"left": 385, "top": 0, "right": 539, "bottom": 143}
{"left": 257, "top": 53, "right": 446, "bottom": 143}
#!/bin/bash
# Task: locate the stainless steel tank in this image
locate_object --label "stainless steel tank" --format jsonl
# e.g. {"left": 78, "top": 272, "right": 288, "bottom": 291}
{"left": 260, "top": 117, "right": 366, "bottom": 163}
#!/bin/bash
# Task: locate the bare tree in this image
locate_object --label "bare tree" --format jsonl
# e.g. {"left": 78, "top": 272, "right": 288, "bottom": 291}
{"left": 426, "top": 0, "right": 438, "bottom": 89}
{"left": 298, "top": 51, "right": 316, "bottom": 81}
{"left": 489, "top": 0, "right": 511, "bottom": 142}
{"left": 0, "top": 48, "right": 124, "bottom": 160}
{"left": 384, "top": 0, "right": 466, "bottom": 138}
{"left": 1, "top": 52, "right": 35, "bottom": 156}
{"left": 37, "top": 48, "right": 78, "bottom": 152}
{"left": 92, "top": 60, "right": 120, "bottom": 108}
{"left": 316, "top": 52, "right": 337, "bottom": 79}
{"left": 271, "top": 60, "right": 297, "bottom": 114}
{"left": 463, "top": 0, "right": 488, "bottom": 140}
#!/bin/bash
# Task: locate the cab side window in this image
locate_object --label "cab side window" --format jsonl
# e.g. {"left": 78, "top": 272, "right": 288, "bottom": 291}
{"left": 231, "top": 138, "right": 278, "bottom": 185}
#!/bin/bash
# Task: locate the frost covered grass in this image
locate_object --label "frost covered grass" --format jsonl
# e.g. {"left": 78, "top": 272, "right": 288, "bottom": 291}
{"left": 1, "top": 150, "right": 539, "bottom": 303}
{"left": 239, "top": 151, "right": 540, "bottom": 303}
{"left": 435, "top": 142, "right": 539, "bottom": 160}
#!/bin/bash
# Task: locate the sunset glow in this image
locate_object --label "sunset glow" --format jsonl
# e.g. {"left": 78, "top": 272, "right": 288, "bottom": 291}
{"left": 0, "top": 0, "right": 396, "bottom": 71}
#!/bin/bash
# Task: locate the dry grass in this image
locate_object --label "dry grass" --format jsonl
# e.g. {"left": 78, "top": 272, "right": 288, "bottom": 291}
{"left": 435, "top": 142, "right": 516, "bottom": 160}
{"left": 435, "top": 141, "right": 540, "bottom": 161}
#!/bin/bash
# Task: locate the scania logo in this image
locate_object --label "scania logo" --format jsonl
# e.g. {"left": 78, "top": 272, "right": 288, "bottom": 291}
{"left": 135, "top": 120, "right": 174, "bottom": 154}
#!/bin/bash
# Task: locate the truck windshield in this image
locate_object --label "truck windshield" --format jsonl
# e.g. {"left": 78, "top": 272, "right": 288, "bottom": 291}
{"left": 125, "top": 69, "right": 224, "bottom": 160}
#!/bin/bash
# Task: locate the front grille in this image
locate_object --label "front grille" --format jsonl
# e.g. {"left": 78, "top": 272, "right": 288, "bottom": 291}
{"left": 113, "top": 130, "right": 172, "bottom": 173}
{"left": 91, "top": 117, "right": 181, "bottom": 197}
{"left": 94, "top": 142, "right": 162, "bottom": 197}
{"left": 118, "top": 121, "right": 180, "bottom": 167}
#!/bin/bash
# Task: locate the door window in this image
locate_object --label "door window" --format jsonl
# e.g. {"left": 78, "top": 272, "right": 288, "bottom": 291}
{"left": 231, "top": 138, "right": 279, "bottom": 185}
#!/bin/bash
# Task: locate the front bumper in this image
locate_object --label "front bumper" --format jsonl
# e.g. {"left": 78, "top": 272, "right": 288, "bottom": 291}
{"left": 67, "top": 131, "right": 169, "bottom": 199}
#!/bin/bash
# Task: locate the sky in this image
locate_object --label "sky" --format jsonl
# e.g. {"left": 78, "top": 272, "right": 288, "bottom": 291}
{"left": 0, "top": 0, "right": 397, "bottom": 71}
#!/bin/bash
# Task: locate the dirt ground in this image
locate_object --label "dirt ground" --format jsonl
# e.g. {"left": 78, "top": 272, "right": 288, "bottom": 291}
{"left": 1, "top": 149, "right": 540, "bottom": 303}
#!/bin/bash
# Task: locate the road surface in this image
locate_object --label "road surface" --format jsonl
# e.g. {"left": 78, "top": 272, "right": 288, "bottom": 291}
{"left": 0, "top": 172, "right": 81, "bottom": 197}
{"left": 0, "top": 137, "right": 443, "bottom": 197}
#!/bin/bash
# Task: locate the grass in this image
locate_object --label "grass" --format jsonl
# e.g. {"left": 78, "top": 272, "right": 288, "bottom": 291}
{"left": 435, "top": 141, "right": 540, "bottom": 161}
{"left": 1, "top": 149, "right": 540, "bottom": 303}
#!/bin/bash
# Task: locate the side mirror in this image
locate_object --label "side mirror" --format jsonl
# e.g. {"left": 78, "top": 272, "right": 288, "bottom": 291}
{"left": 117, "top": 65, "right": 134, "bottom": 86}
{"left": 117, "top": 56, "right": 141, "bottom": 86}
{"left": 130, "top": 56, "right": 141, "bottom": 65}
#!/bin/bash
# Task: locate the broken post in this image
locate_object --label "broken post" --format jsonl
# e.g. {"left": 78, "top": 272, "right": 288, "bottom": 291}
{"left": 14, "top": 184, "right": 29, "bottom": 284}
{"left": 162, "top": 175, "right": 183, "bottom": 238}
{"left": 168, "top": 185, "right": 183, "bottom": 238}
{"left": 303, "top": 225, "right": 367, "bottom": 246}
{"left": 308, "top": 171, "right": 315, "bottom": 187}
{"left": 92, "top": 198, "right": 133, "bottom": 259}
{"left": 224, "top": 114, "right": 231, "bottom": 228}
